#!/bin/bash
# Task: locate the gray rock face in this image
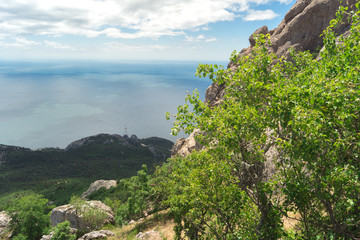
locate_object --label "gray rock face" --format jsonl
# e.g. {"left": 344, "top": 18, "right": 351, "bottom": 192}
{"left": 136, "top": 230, "right": 162, "bottom": 240}
{"left": 172, "top": 0, "right": 356, "bottom": 157}
{"left": 270, "top": 0, "right": 355, "bottom": 58}
{"left": 171, "top": 129, "right": 202, "bottom": 157}
{"left": 0, "top": 211, "right": 11, "bottom": 239}
{"left": 50, "top": 201, "right": 114, "bottom": 231}
{"left": 78, "top": 230, "right": 115, "bottom": 240}
{"left": 249, "top": 26, "right": 269, "bottom": 47}
{"left": 81, "top": 180, "right": 117, "bottom": 199}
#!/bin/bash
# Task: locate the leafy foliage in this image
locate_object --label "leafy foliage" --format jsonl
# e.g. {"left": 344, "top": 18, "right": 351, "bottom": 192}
{"left": 165, "top": 3, "right": 360, "bottom": 239}
{"left": 89, "top": 165, "right": 154, "bottom": 226}
{"left": 50, "top": 221, "right": 77, "bottom": 240}
{"left": 6, "top": 194, "right": 51, "bottom": 240}
{"left": 69, "top": 196, "right": 109, "bottom": 233}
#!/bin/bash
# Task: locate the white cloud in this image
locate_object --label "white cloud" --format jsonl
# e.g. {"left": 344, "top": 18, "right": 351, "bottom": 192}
{"left": 44, "top": 40, "right": 74, "bottom": 50}
{"left": 0, "top": 37, "right": 41, "bottom": 48}
{"left": 185, "top": 34, "right": 217, "bottom": 43}
{"left": 243, "top": 9, "right": 278, "bottom": 21}
{"left": 0, "top": 0, "right": 288, "bottom": 40}
{"left": 103, "top": 42, "right": 167, "bottom": 52}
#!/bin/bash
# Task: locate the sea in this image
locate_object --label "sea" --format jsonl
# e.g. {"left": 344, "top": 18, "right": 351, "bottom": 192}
{"left": 0, "top": 60, "right": 226, "bottom": 149}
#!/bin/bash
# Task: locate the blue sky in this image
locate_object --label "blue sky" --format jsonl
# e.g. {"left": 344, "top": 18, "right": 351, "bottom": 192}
{"left": 0, "top": 0, "right": 295, "bottom": 61}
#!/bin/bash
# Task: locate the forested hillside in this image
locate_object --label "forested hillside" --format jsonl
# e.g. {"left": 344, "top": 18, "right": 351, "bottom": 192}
{"left": 0, "top": 134, "right": 172, "bottom": 206}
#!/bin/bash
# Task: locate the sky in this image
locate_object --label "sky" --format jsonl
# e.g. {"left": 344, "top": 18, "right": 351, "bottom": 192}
{"left": 0, "top": 0, "right": 296, "bottom": 61}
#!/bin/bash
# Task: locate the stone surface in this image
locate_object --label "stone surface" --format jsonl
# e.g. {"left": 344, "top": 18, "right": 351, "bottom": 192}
{"left": 50, "top": 201, "right": 114, "bottom": 231}
{"left": 0, "top": 211, "right": 11, "bottom": 239}
{"left": 249, "top": 25, "right": 269, "bottom": 47}
{"left": 136, "top": 230, "right": 162, "bottom": 240}
{"left": 270, "top": 0, "right": 354, "bottom": 58}
{"left": 78, "top": 230, "right": 115, "bottom": 240}
{"left": 81, "top": 180, "right": 117, "bottom": 199}
{"left": 40, "top": 232, "right": 53, "bottom": 240}
{"left": 171, "top": 129, "right": 202, "bottom": 157}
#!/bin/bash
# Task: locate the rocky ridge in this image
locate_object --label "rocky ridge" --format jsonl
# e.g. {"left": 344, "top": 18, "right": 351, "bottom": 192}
{"left": 0, "top": 211, "right": 11, "bottom": 239}
{"left": 65, "top": 134, "right": 141, "bottom": 151}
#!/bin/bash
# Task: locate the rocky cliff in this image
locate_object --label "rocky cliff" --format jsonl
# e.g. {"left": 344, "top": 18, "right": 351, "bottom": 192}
{"left": 172, "top": 0, "right": 357, "bottom": 157}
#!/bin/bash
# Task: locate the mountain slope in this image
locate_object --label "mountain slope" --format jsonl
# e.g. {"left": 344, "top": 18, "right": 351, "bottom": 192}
{"left": 0, "top": 134, "right": 173, "bottom": 206}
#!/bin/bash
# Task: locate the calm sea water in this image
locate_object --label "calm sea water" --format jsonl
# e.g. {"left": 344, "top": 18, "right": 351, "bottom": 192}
{"left": 0, "top": 60, "right": 225, "bottom": 149}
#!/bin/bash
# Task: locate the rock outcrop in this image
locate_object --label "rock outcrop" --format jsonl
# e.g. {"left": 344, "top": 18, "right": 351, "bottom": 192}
{"left": 171, "top": 129, "right": 202, "bottom": 157}
{"left": 0, "top": 212, "right": 11, "bottom": 239}
{"left": 78, "top": 230, "right": 115, "bottom": 240}
{"left": 81, "top": 180, "right": 117, "bottom": 199}
{"left": 136, "top": 230, "right": 162, "bottom": 240}
{"left": 50, "top": 201, "right": 114, "bottom": 231}
{"left": 172, "top": 0, "right": 356, "bottom": 157}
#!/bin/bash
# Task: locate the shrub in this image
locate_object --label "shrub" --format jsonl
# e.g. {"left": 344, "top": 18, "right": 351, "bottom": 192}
{"left": 69, "top": 196, "right": 109, "bottom": 233}
{"left": 51, "top": 221, "right": 76, "bottom": 240}
{"left": 7, "top": 194, "right": 51, "bottom": 240}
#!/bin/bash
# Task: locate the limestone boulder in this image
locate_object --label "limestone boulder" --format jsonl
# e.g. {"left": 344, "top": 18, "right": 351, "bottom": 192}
{"left": 81, "top": 180, "right": 117, "bottom": 199}
{"left": 171, "top": 129, "right": 202, "bottom": 157}
{"left": 50, "top": 201, "right": 114, "bottom": 231}
{"left": 0, "top": 211, "right": 11, "bottom": 239}
{"left": 78, "top": 230, "right": 115, "bottom": 240}
{"left": 136, "top": 230, "right": 162, "bottom": 240}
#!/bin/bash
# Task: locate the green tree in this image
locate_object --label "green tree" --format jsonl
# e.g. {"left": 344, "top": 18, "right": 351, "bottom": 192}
{"left": 7, "top": 194, "right": 51, "bottom": 240}
{"left": 114, "top": 164, "right": 152, "bottom": 226}
{"left": 166, "top": 2, "right": 360, "bottom": 239}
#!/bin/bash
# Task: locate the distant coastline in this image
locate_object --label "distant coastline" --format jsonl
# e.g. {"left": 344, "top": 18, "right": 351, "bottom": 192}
{"left": 0, "top": 60, "right": 226, "bottom": 149}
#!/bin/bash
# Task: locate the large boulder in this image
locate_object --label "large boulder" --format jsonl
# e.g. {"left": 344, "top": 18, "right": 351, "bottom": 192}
{"left": 171, "top": 129, "right": 202, "bottom": 157}
{"left": 0, "top": 211, "right": 11, "bottom": 239}
{"left": 78, "top": 230, "right": 115, "bottom": 240}
{"left": 81, "top": 180, "right": 117, "bottom": 199}
{"left": 136, "top": 230, "right": 162, "bottom": 240}
{"left": 50, "top": 201, "right": 114, "bottom": 231}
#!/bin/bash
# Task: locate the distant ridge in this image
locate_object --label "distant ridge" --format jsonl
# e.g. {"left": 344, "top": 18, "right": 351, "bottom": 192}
{"left": 0, "top": 133, "right": 173, "bottom": 206}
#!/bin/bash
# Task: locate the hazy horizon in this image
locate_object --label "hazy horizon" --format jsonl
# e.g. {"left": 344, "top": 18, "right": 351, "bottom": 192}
{"left": 0, "top": 59, "right": 226, "bottom": 149}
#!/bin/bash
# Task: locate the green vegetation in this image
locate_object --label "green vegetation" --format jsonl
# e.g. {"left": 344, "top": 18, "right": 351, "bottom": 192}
{"left": 89, "top": 165, "right": 155, "bottom": 226}
{"left": 0, "top": 135, "right": 172, "bottom": 206}
{"left": 69, "top": 196, "right": 109, "bottom": 233}
{"left": 0, "top": 3, "right": 359, "bottom": 240}
{"left": 50, "top": 221, "right": 77, "bottom": 240}
{"left": 163, "top": 3, "right": 360, "bottom": 239}
{"left": 6, "top": 194, "right": 51, "bottom": 240}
